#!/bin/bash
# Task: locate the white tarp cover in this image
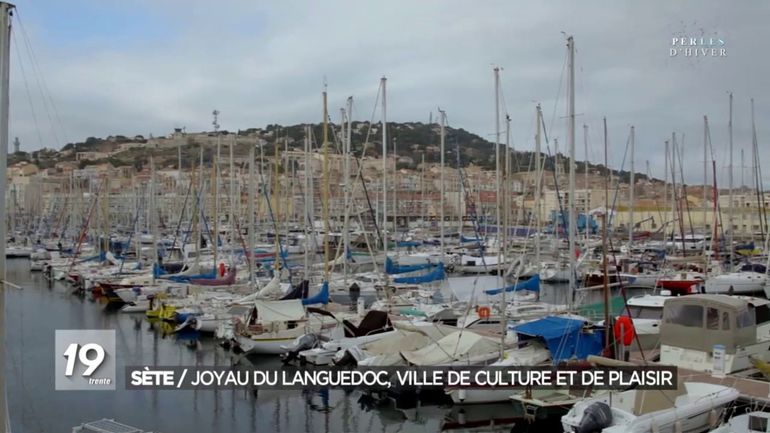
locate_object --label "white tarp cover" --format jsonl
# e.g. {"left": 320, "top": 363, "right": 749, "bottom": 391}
{"left": 391, "top": 321, "right": 457, "bottom": 340}
{"left": 400, "top": 330, "right": 501, "bottom": 366}
{"left": 105, "top": 251, "right": 120, "bottom": 266}
{"left": 255, "top": 299, "right": 305, "bottom": 323}
{"left": 256, "top": 275, "right": 283, "bottom": 299}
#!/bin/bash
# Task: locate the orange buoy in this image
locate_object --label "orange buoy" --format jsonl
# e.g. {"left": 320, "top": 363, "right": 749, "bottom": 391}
{"left": 478, "top": 306, "right": 491, "bottom": 319}
{"left": 614, "top": 315, "right": 635, "bottom": 346}
{"left": 219, "top": 262, "right": 226, "bottom": 277}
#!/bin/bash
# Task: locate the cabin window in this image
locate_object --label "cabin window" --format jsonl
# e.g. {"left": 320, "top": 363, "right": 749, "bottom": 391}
{"left": 737, "top": 307, "right": 755, "bottom": 328}
{"left": 664, "top": 304, "right": 703, "bottom": 328}
{"left": 749, "top": 415, "right": 768, "bottom": 432}
{"left": 722, "top": 312, "right": 730, "bottom": 330}
{"left": 626, "top": 306, "right": 662, "bottom": 320}
{"left": 706, "top": 308, "right": 720, "bottom": 330}
{"left": 755, "top": 305, "right": 770, "bottom": 325}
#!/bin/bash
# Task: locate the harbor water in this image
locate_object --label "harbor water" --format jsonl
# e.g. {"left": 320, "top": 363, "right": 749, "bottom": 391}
{"left": 3, "top": 257, "right": 629, "bottom": 433}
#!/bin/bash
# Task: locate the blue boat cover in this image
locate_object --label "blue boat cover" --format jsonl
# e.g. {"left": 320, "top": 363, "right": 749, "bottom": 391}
{"left": 166, "top": 268, "right": 216, "bottom": 283}
{"left": 484, "top": 274, "right": 540, "bottom": 295}
{"left": 396, "top": 241, "right": 421, "bottom": 248}
{"left": 385, "top": 257, "right": 436, "bottom": 275}
{"left": 513, "top": 316, "right": 605, "bottom": 363}
{"left": 393, "top": 263, "right": 445, "bottom": 284}
{"left": 152, "top": 262, "right": 167, "bottom": 278}
{"left": 302, "top": 281, "right": 329, "bottom": 305}
{"left": 78, "top": 252, "right": 105, "bottom": 263}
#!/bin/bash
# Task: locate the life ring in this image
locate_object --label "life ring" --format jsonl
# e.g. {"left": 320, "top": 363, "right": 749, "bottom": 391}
{"left": 219, "top": 262, "right": 226, "bottom": 277}
{"left": 478, "top": 306, "right": 491, "bottom": 319}
{"left": 614, "top": 316, "right": 635, "bottom": 346}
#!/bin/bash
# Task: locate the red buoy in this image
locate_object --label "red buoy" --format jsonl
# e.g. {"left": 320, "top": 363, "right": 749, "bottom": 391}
{"left": 219, "top": 262, "right": 226, "bottom": 277}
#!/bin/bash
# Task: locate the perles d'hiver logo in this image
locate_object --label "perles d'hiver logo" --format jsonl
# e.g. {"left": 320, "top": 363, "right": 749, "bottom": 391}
{"left": 670, "top": 36, "right": 726, "bottom": 57}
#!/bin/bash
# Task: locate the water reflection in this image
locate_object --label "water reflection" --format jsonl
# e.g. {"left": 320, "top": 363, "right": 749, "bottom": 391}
{"left": 6, "top": 258, "right": 573, "bottom": 433}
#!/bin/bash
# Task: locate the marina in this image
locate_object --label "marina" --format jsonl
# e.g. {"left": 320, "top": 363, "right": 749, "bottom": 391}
{"left": 1, "top": 2, "right": 770, "bottom": 433}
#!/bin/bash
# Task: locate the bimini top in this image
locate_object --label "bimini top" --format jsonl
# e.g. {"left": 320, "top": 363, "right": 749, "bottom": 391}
{"left": 661, "top": 294, "right": 759, "bottom": 354}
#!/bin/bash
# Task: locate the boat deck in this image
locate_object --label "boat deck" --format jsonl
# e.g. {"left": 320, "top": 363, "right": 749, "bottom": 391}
{"left": 72, "top": 418, "right": 151, "bottom": 433}
{"left": 677, "top": 368, "right": 770, "bottom": 405}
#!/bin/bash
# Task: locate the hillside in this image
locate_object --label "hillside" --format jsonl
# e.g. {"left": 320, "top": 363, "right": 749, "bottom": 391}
{"left": 11, "top": 121, "right": 652, "bottom": 183}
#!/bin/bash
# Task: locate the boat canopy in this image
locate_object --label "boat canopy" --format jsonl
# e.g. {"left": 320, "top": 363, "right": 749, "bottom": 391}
{"left": 393, "top": 263, "right": 445, "bottom": 284}
{"left": 255, "top": 299, "right": 305, "bottom": 322}
{"left": 660, "top": 294, "right": 756, "bottom": 354}
{"left": 513, "top": 316, "right": 605, "bottom": 363}
{"left": 400, "top": 331, "right": 500, "bottom": 366}
{"left": 484, "top": 274, "right": 540, "bottom": 295}
{"left": 342, "top": 310, "right": 390, "bottom": 337}
{"left": 385, "top": 257, "right": 435, "bottom": 274}
{"left": 301, "top": 281, "right": 329, "bottom": 305}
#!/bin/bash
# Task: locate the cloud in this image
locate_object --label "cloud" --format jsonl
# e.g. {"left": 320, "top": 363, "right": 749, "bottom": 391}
{"left": 6, "top": 0, "right": 770, "bottom": 187}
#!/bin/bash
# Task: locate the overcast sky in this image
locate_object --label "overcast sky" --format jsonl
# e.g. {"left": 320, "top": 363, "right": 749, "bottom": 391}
{"left": 7, "top": 1, "right": 770, "bottom": 186}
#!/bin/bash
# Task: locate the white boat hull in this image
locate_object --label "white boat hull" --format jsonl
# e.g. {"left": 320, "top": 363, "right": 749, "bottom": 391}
{"left": 704, "top": 273, "right": 766, "bottom": 295}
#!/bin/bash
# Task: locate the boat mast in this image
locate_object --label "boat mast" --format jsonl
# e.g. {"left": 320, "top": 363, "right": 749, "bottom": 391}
{"left": 393, "top": 136, "right": 397, "bottom": 247}
{"left": 212, "top": 110, "right": 220, "bottom": 269}
{"left": 703, "top": 116, "right": 708, "bottom": 246}
{"left": 494, "top": 66, "right": 501, "bottom": 287}
{"left": 751, "top": 99, "right": 767, "bottom": 240}
{"left": 502, "top": 113, "right": 511, "bottom": 351}
{"left": 535, "top": 105, "right": 542, "bottom": 265}
{"left": 302, "top": 125, "right": 315, "bottom": 281}
{"left": 150, "top": 156, "right": 158, "bottom": 274}
{"left": 584, "top": 124, "right": 589, "bottom": 242}
{"left": 629, "top": 126, "right": 635, "bottom": 246}
{"left": 602, "top": 117, "right": 610, "bottom": 349}
{"left": 567, "top": 36, "right": 577, "bottom": 305}
{"left": 671, "top": 133, "right": 684, "bottom": 253}
{"left": 420, "top": 153, "right": 425, "bottom": 226}
{"left": 196, "top": 148, "right": 203, "bottom": 270}
{"left": 381, "top": 77, "right": 388, "bottom": 263}
{"left": 230, "top": 133, "right": 236, "bottom": 264}
{"left": 0, "top": 4, "right": 12, "bottom": 429}
{"left": 273, "top": 131, "right": 280, "bottom": 273}
{"left": 248, "top": 143, "right": 255, "bottom": 285}
{"left": 728, "top": 92, "right": 734, "bottom": 271}
{"left": 304, "top": 125, "right": 311, "bottom": 282}
{"left": 322, "top": 85, "right": 331, "bottom": 282}
{"left": 661, "top": 140, "right": 673, "bottom": 243}
{"left": 343, "top": 97, "right": 353, "bottom": 285}
{"left": 439, "top": 109, "right": 446, "bottom": 260}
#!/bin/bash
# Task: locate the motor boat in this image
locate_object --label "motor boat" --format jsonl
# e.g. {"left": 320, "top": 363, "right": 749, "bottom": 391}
{"left": 561, "top": 382, "right": 738, "bottom": 433}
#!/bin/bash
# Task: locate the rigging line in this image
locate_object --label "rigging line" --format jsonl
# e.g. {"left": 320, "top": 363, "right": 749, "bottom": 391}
{"left": 676, "top": 135, "right": 697, "bottom": 241}
{"left": 10, "top": 30, "right": 45, "bottom": 149}
{"left": 16, "top": 18, "right": 59, "bottom": 148}
{"left": 15, "top": 11, "right": 69, "bottom": 144}
{"left": 346, "top": 84, "right": 384, "bottom": 246}
{"left": 548, "top": 47, "right": 569, "bottom": 140}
